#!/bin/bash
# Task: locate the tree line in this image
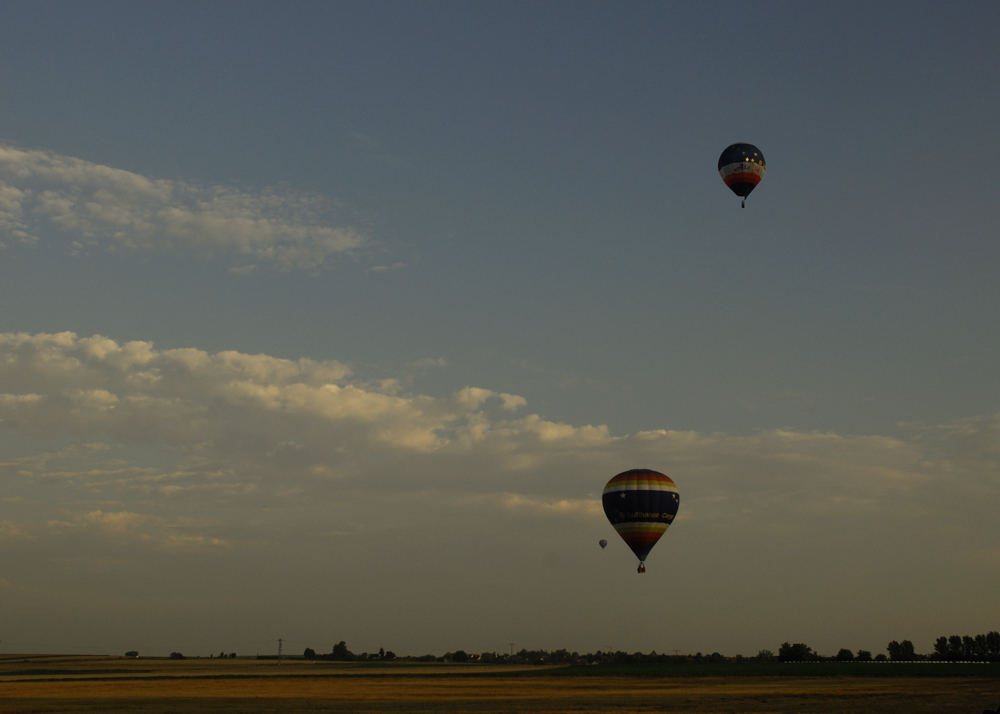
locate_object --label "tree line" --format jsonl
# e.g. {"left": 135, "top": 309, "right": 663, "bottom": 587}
{"left": 776, "top": 631, "right": 1000, "bottom": 662}
{"left": 300, "top": 631, "right": 1000, "bottom": 665}
{"left": 137, "top": 630, "right": 1000, "bottom": 663}
{"left": 931, "top": 633, "right": 1000, "bottom": 661}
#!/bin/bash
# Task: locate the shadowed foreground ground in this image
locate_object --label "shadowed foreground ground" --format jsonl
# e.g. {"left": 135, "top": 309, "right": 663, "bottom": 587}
{"left": 1, "top": 655, "right": 998, "bottom": 713}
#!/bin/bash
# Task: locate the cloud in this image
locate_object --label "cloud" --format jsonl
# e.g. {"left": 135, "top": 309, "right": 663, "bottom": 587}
{"left": 0, "top": 332, "right": 547, "bottom": 462}
{"left": 41, "top": 510, "right": 227, "bottom": 553}
{"left": 493, "top": 493, "right": 602, "bottom": 518}
{"left": 369, "top": 261, "right": 407, "bottom": 273}
{"left": 80, "top": 509, "right": 150, "bottom": 533}
{"left": 0, "top": 144, "right": 368, "bottom": 271}
{"left": 454, "top": 386, "right": 527, "bottom": 412}
{"left": 1, "top": 331, "right": 998, "bottom": 656}
{"left": 1, "top": 330, "right": 996, "bottom": 537}
{"left": 0, "top": 520, "right": 31, "bottom": 541}
{"left": 2, "top": 332, "right": 997, "bottom": 507}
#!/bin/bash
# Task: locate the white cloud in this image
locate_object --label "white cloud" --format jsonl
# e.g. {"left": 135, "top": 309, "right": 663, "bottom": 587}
{"left": 0, "top": 520, "right": 31, "bottom": 541}
{"left": 4, "top": 331, "right": 997, "bottom": 525}
{"left": 454, "top": 386, "right": 527, "bottom": 412}
{"left": 369, "top": 261, "right": 407, "bottom": 273}
{"left": 80, "top": 509, "right": 150, "bottom": 533}
{"left": 0, "top": 333, "right": 997, "bottom": 550}
{"left": 159, "top": 533, "right": 227, "bottom": 550}
{"left": 494, "top": 493, "right": 602, "bottom": 518}
{"left": 0, "top": 144, "right": 368, "bottom": 271}
{"left": 39, "top": 509, "right": 228, "bottom": 554}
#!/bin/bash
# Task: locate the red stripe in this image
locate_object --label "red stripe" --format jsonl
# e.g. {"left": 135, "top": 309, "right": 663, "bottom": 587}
{"left": 623, "top": 531, "right": 665, "bottom": 547}
{"left": 608, "top": 469, "right": 674, "bottom": 485}
{"left": 724, "top": 173, "right": 762, "bottom": 187}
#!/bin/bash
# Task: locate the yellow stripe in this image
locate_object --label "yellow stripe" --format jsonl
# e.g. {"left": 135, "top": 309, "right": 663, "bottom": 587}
{"left": 604, "top": 481, "right": 677, "bottom": 493}
{"left": 614, "top": 522, "right": 668, "bottom": 535}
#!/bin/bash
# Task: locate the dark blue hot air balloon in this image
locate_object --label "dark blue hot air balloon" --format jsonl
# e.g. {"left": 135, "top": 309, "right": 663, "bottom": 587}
{"left": 718, "top": 143, "right": 766, "bottom": 207}
{"left": 602, "top": 469, "right": 679, "bottom": 573}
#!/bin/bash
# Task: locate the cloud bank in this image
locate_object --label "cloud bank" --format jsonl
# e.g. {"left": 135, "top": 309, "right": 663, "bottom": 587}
{"left": 1, "top": 331, "right": 998, "bottom": 655}
{"left": 3, "top": 330, "right": 997, "bottom": 538}
{"left": 0, "top": 145, "right": 367, "bottom": 271}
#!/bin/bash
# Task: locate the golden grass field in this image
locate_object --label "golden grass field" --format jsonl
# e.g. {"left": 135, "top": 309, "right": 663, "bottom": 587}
{"left": 1, "top": 655, "right": 998, "bottom": 713}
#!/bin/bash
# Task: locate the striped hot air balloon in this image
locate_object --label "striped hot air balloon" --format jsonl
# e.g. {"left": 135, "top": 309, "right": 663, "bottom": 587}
{"left": 718, "top": 143, "right": 765, "bottom": 207}
{"left": 602, "top": 469, "right": 679, "bottom": 573}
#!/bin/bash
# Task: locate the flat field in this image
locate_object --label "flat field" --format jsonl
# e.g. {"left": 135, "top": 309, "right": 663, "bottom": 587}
{"left": 1, "top": 655, "right": 998, "bottom": 713}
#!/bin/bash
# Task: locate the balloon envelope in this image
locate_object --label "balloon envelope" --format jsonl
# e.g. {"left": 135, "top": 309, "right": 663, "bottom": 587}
{"left": 602, "top": 469, "right": 679, "bottom": 564}
{"left": 718, "top": 143, "right": 766, "bottom": 201}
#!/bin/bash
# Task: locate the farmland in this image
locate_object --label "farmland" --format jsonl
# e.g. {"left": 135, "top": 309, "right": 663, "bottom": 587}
{"left": 1, "top": 655, "right": 998, "bottom": 713}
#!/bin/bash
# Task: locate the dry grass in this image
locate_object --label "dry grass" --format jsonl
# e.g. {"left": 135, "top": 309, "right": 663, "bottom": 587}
{"left": 0, "top": 655, "right": 997, "bottom": 713}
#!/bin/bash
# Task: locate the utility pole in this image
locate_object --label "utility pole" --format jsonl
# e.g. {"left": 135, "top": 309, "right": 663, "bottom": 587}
{"left": 277, "top": 638, "right": 283, "bottom": 664}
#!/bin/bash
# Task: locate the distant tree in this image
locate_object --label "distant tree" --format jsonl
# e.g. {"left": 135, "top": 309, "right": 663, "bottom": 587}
{"left": 449, "top": 650, "right": 469, "bottom": 663}
{"left": 856, "top": 650, "right": 872, "bottom": 662}
{"left": 987, "top": 631, "right": 1000, "bottom": 660}
{"left": 169, "top": 652, "right": 185, "bottom": 660}
{"left": 331, "top": 641, "right": 353, "bottom": 661}
{"left": 948, "top": 635, "right": 964, "bottom": 660}
{"left": 835, "top": 648, "right": 854, "bottom": 662}
{"left": 874, "top": 654, "right": 887, "bottom": 661}
{"left": 549, "top": 649, "right": 573, "bottom": 664}
{"left": 755, "top": 649, "right": 776, "bottom": 662}
{"left": 124, "top": 650, "right": 139, "bottom": 658}
{"left": 778, "top": 642, "right": 814, "bottom": 662}
{"left": 303, "top": 648, "right": 316, "bottom": 660}
{"left": 933, "top": 636, "right": 949, "bottom": 660}
{"left": 887, "top": 640, "right": 915, "bottom": 661}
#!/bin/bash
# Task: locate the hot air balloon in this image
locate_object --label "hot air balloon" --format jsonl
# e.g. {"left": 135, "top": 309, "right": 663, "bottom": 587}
{"left": 602, "top": 469, "right": 679, "bottom": 573}
{"left": 599, "top": 539, "right": 608, "bottom": 549}
{"left": 718, "top": 143, "right": 765, "bottom": 207}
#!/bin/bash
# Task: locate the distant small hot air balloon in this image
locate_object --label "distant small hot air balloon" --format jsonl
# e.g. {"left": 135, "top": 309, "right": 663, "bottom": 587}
{"left": 599, "top": 539, "right": 608, "bottom": 549}
{"left": 718, "top": 143, "right": 765, "bottom": 207}
{"left": 602, "top": 469, "right": 679, "bottom": 574}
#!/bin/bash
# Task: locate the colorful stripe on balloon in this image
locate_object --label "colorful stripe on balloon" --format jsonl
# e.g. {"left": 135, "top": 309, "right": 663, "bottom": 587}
{"left": 602, "top": 469, "right": 680, "bottom": 563}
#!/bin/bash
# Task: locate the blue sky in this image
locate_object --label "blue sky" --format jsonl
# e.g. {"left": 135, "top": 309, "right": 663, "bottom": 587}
{"left": 1, "top": 1, "right": 998, "bottom": 657}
